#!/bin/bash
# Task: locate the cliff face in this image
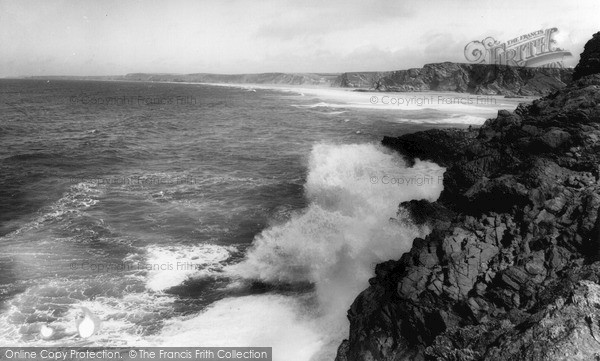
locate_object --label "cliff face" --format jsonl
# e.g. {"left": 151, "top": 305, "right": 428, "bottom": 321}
{"left": 333, "top": 63, "right": 573, "bottom": 96}
{"left": 336, "top": 33, "right": 600, "bottom": 361}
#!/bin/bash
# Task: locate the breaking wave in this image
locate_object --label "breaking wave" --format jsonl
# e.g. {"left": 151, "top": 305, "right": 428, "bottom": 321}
{"left": 153, "top": 143, "right": 445, "bottom": 360}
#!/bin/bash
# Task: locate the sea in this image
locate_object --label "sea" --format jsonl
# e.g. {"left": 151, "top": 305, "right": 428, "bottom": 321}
{"left": 0, "top": 79, "right": 526, "bottom": 360}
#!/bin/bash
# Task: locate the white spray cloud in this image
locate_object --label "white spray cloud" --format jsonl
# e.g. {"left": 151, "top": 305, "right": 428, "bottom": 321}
{"left": 214, "top": 142, "right": 445, "bottom": 359}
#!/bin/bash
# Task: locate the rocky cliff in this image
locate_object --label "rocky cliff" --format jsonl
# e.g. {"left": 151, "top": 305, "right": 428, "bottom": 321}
{"left": 336, "top": 32, "right": 600, "bottom": 361}
{"left": 333, "top": 63, "right": 573, "bottom": 96}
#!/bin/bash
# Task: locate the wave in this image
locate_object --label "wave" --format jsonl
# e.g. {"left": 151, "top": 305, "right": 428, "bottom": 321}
{"left": 292, "top": 102, "right": 350, "bottom": 109}
{"left": 141, "top": 244, "right": 236, "bottom": 292}
{"left": 150, "top": 294, "right": 323, "bottom": 361}
{"left": 153, "top": 143, "right": 445, "bottom": 360}
{"left": 2, "top": 152, "right": 61, "bottom": 162}
{"left": 1, "top": 143, "right": 444, "bottom": 358}
{"left": 7, "top": 182, "right": 103, "bottom": 236}
{"left": 396, "top": 114, "right": 487, "bottom": 125}
{"left": 0, "top": 272, "right": 173, "bottom": 347}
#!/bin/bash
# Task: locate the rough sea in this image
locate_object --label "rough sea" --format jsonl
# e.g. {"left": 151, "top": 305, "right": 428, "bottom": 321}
{"left": 0, "top": 79, "right": 526, "bottom": 360}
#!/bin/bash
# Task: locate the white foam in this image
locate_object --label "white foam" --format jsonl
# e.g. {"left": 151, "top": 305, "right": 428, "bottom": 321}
{"left": 10, "top": 182, "right": 103, "bottom": 235}
{"left": 143, "top": 244, "right": 235, "bottom": 292}
{"left": 230, "top": 143, "right": 442, "bottom": 292}
{"left": 321, "top": 111, "right": 347, "bottom": 115}
{"left": 63, "top": 294, "right": 174, "bottom": 345}
{"left": 0, "top": 276, "right": 174, "bottom": 347}
{"left": 149, "top": 295, "right": 323, "bottom": 361}
{"left": 396, "top": 114, "right": 487, "bottom": 125}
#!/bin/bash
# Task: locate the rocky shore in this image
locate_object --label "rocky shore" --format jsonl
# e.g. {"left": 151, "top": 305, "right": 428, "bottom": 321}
{"left": 336, "top": 32, "right": 600, "bottom": 361}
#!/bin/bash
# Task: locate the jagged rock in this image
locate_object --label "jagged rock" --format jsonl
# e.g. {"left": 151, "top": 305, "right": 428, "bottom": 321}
{"left": 482, "top": 280, "right": 600, "bottom": 360}
{"left": 498, "top": 267, "right": 530, "bottom": 291}
{"left": 337, "top": 32, "right": 600, "bottom": 361}
{"left": 573, "top": 32, "right": 600, "bottom": 81}
{"left": 399, "top": 199, "right": 454, "bottom": 228}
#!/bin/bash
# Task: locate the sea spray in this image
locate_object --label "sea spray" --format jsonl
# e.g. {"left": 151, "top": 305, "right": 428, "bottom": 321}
{"left": 152, "top": 143, "right": 445, "bottom": 361}
{"left": 229, "top": 143, "right": 444, "bottom": 309}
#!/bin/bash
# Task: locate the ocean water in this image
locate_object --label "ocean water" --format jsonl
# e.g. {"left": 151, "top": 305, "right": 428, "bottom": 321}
{"left": 0, "top": 79, "right": 525, "bottom": 360}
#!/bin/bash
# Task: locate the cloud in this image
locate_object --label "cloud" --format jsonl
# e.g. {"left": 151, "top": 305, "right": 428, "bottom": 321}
{"left": 255, "top": 0, "right": 414, "bottom": 40}
{"left": 422, "top": 32, "right": 469, "bottom": 63}
{"left": 1, "top": 0, "right": 599, "bottom": 76}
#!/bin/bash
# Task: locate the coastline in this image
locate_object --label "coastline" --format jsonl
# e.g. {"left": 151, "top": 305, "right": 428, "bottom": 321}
{"left": 336, "top": 32, "right": 600, "bottom": 361}
{"left": 190, "top": 82, "right": 534, "bottom": 122}
{"left": 4, "top": 77, "right": 532, "bottom": 124}
{"left": 20, "top": 62, "right": 573, "bottom": 98}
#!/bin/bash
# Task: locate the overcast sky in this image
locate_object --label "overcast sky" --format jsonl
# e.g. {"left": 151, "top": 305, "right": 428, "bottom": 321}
{"left": 1, "top": 0, "right": 599, "bottom": 77}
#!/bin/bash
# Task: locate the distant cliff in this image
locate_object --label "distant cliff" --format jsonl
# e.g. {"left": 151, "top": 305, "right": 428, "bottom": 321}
{"left": 333, "top": 62, "right": 574, "bottom": 96}
{"left": 120, "top": 72, "right": 338, "bottom": 86}
{"left": 28, "top": 72, "right": 339, "bottom": 86}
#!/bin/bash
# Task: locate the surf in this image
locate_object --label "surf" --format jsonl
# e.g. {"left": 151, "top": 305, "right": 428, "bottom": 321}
{"left": 151, "top": 142, "right": 445, "bottom": 360}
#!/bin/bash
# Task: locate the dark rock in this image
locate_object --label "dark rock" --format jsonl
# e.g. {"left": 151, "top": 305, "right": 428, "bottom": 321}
{"left": 540, "top": 128, "right": 572, "bottom": 149}
{"left": 398, "top": 199, "right": 454, "bottom": 228}
{"left": 498, "top": 267, "right": 530, "bottom": 291}
{"left": 337, "top": 32, "right": 600, "bottom": 361}
{"left": 573, "top": 32, "right": 600, "bottom": 81}
{"left": 483, "top": 280, "right": 600, "bottom": 360}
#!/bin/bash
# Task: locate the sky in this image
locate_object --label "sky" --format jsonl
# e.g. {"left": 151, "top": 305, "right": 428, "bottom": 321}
{"left": 1, "top": 0, "right": 599, "bottom": 77}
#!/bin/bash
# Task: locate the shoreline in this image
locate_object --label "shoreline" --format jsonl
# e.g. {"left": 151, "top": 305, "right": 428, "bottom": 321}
{"left": 336, "top": 32, "right": 600, "bottom": 361}
{"left": 4, "top": 77, "right": 533, "bottom": 123}
{"left": 157, "top": 81, "right": 534, "bottom": 118}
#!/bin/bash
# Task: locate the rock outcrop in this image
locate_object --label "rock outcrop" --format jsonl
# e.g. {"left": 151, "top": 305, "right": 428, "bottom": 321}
{"left": 336, "top": 33, "right": 600, "bottom": 361}
{"left": 573, "top": 32, "right": 600, "bottom": 81}
{"left": 333, "top": 63, "right": 573, "bottom": 96}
